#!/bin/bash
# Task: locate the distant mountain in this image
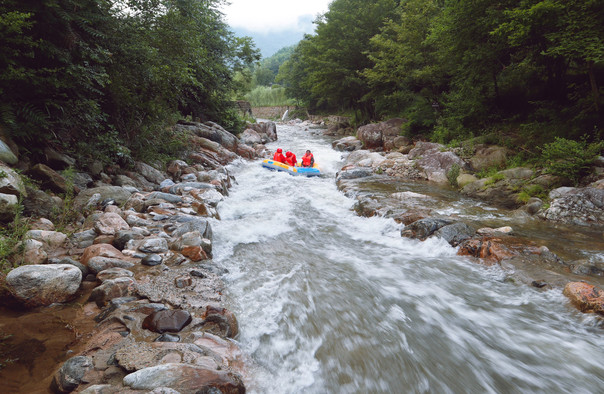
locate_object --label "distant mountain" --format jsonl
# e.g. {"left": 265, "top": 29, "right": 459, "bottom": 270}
{"left": 231, "top": 15, "right": 316, "bottom": 58}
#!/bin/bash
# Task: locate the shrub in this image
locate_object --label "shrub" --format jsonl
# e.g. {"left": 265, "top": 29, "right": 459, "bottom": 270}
{"left": 0, "top": 197, "right": 29, "bottom": 273}
{"left": 483, "top": 172, "right": 505, "bottom": 187}
{"left": 447, "top": 163, "right": 461, "bottom": 188}
{"left": 540, "top": 137, "right": 603, "bottom": 185}
{"left": 516, "top": 184, "right": 546, "bottom": 204}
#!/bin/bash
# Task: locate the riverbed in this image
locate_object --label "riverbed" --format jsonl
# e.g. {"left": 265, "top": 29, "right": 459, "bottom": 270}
{"left": 213, "top": 122, "right": 604, "bottom": 393}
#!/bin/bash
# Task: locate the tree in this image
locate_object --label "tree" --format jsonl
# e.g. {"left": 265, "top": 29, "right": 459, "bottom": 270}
{"left": 364, "top": 0, "right": 444, "bottom": 132}
{"left": 277, "top": 0, "right": 397, "bottom": 119}
{"left": 495, "top": 0, "right": 604, "bottom": 116}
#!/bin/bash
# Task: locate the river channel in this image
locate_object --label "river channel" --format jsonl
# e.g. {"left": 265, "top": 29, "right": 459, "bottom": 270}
{"left": 213, "top": 122, "right": 604, "bottom": 393}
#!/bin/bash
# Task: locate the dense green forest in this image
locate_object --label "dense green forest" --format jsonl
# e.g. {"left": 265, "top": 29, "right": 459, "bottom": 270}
{"left": 0, "top": 0, "right": 259, "bottom": 164}
{"left": 1, "top": 0, "right": 602, "bottom": 165}
{"left": 277, "top": 0, "right": 603, "bottom": 147}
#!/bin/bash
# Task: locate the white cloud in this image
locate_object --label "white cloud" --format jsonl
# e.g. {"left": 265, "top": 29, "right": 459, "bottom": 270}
{"left": 221, "top": 0, "right": 331, "bottom": 33}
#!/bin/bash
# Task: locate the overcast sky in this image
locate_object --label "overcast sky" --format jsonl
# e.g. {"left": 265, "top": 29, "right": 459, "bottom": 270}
{"left": 220, "top": 0, "right": 331, "bottom": 34}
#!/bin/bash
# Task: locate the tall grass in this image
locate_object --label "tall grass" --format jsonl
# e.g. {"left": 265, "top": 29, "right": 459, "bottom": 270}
{"left": 244, "top": 86, "right": 291, "bottom": 107}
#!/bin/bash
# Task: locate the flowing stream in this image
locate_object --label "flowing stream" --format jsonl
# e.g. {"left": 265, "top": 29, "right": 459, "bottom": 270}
{"left": 213, "top": 122, "right": 604, "bottom": 393}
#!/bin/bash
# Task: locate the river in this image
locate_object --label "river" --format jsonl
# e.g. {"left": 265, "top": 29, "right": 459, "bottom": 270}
{"left": 212, "top": 122, "right": 604, "bottom": 393}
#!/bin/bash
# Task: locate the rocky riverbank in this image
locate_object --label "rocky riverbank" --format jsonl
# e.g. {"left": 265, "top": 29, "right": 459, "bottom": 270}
{"left": 324, "top": 118, "right": 604, "bottom": 319}
{"left": 0, "top": 121, "right": 279, "bottom": 393}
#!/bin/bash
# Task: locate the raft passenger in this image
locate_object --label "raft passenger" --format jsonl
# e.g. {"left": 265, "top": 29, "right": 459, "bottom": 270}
{"left": 301, "top": 150, "right": 314, "bottom": 167}
{"left": 273, "top": 148, "right": 286, "bottom": 164}
{"left": 285, "top": 151, "right": 297, "bottom": 166}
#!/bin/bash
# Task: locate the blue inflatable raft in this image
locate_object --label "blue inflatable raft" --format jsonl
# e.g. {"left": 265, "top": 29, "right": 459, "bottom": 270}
{"left": 262, "top": 159, "right": 321, "bottom": 177}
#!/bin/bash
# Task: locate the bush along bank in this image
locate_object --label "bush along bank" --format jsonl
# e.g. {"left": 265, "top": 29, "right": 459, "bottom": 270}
{"left": 328, "top": 118, "right": 604, "bottom": 319}
{"left": 0, "top": 120, "right": 279, "bottom": 392}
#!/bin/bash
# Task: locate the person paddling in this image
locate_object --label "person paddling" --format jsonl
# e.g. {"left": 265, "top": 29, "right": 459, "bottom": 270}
{"left": 285, "top": 151, "right": 297, "bottom": 167}
{"left": 301, "top": 150, "right": 314, "bottom": 167}
{"left": 273, "top": 148, "right": 286, "bottom": 164}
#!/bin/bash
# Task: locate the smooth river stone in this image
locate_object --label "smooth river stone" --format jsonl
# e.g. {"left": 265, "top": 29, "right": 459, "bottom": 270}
{"left": 142, "top": 310, "right": 192, "bottom": 333}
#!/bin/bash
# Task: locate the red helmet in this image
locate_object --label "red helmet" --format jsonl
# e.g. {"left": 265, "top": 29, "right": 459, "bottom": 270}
{"left": 277, "top": 148, "right": 282, "bottom": 153}
{"left": 286, "top": 151, "right": 292, "bottom": 157}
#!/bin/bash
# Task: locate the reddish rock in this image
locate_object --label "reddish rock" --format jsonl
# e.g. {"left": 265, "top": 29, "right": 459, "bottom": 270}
{"left": 142, "top": 309, "right": 192, "bottom": 333}
{"left": 236, "top": 143, "right": 256, "bottom": 159}
{"left": 182, "top": 246, "right": 208, "bottom": 262}
{"left": 393, "top": 210, "right": 432, "bottom": 225}
{"left": 94, "top": 212, "right": 129, "bottom": 235}
{"left": 200, "top": 306, "right": 238, "bottom": 338}
{"left": 457, "top": 237, "right": 516, "bottom": 263}
{"left": 563, "top": 282, "right": 604, "bottom": 315}
{"left": 193, "top": 332, "right": 245, "bottom": 372}
{"left": 80, "top": 244, "right": 128, "bottom": 265}
{"left": 93, "top": 235, "right": 115, "bottom": 245}
{"left": 192, "top": 202, "right": 210, "bottom": 216}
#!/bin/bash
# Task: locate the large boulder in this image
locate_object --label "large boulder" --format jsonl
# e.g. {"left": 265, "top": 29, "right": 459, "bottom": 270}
{"left": 461, "top": 167, "right": 535, "bottom": 209}
{"left": 74, "top": 186, "right": 133, "bottom": 211}
{"left": 332, "top": 136, "right": 363, "bottom": 152}
{"left": 407, "top": 142, "right": 466, "bottom": 184}
{"left": 469, "top": 145, "right": 510, "bottom": 172}
{"left": 26, "top": 163, "right": 69, "bottom": 194}
{"left": 538, "top": 187, "right": 604, "bottom": 227}
{"left": 239, "top": 129, "right": 263, "bottom": 146}
{"left": 246, "top": 121, "right": 277, "bottom": 142}
{"left": 356, "top": 118, "right": 405, "bottom": 151}
{"left": 401, "top": 218, "right": 454, "bottom": 240}
{"left": 134, "top": 162, "right": 167, "bottom": 185}
{"left": 43, "top": 147, "right": 76, "bottom": 171}
{"left": 175, "top": 121, "right": 239, "bottom": 152}
{"left": 187, "top": 135, "right": 238, "bottom": 166}
{"left": 6, "top": 264, "right": 82, "bottom": 307}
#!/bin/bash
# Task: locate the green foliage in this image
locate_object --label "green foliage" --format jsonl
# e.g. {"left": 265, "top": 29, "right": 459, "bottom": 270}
{"left": 0, "top": 196, "right": 29, "bottom": 273}
{"left": 277, "top": 0, "right": 398, "bottom": 115}
{"left": 539, "top": 137, "right": 604, "bottom": 185}
{"left": 516, "top": 184, "right": 546, "bottom": 204}
{"left": 51, "top": 167, "right": 78, "bottom": 233}
{"left": 447, "top": 163, "right": 461, "bottom": 188}
{"left": 483, "top": 172, "right": 506, "bottom": 188}
{"left": 0, "top": 0, "right": 260, "bottom": 163}
{"left": 245, "top": 86, "right": 290, "bottom": 107}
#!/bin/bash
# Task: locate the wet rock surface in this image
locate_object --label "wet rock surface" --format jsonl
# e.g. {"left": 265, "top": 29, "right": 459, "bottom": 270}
{"left": 0, "top": 120, "right": 253, "bottom": 393}
{"left": 332, "top": 120, "right": 604, "bottom": 321}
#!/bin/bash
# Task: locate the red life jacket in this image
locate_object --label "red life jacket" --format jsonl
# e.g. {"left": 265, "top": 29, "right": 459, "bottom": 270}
{"left": 285, "top": 152, "right": 297, "bottom": 166}
{"left": 273, "top": 152, "right": 286, "bottom": 163}
{"left": 302, "top": 153, "right": 314, "bottom": 167}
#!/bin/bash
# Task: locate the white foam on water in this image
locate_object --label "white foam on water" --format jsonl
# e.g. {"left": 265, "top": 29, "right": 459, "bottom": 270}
{"left": 212, "top": 122, "right": 604, "bottom": 393}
